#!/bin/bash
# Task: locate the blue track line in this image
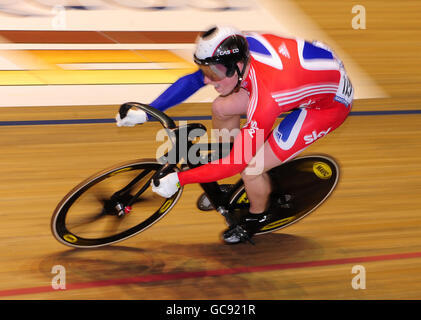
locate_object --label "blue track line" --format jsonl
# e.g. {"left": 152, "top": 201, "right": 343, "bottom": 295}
{"left": 1, "top": 109, "right": 420, "bottom": 127}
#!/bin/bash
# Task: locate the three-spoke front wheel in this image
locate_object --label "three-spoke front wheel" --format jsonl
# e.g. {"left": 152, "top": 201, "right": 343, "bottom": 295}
{"left": 51, "top": 159, "right": 183, "bottom": 248}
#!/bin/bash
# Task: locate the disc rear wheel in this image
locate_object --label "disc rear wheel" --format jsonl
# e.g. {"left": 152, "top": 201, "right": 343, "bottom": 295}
{"left": 228, "top": 155, "right": 339, "bottom": 235}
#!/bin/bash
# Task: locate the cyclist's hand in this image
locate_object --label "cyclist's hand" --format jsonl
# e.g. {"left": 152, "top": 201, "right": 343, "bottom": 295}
{"left": 152, "top": 172, "right": 180, "bottom": 198}
{"left": 115, "top": 108, "right": 148, "bottom": 127}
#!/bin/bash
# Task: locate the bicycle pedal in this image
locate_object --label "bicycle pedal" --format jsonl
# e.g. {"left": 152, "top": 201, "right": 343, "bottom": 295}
{"left": 197, "top": 193, "right": 214, "bottom": 211}
{"left": 197, "top": 184, "right": 234, "bottom": 212}
{"left": 223, "top": 225, "right": 255, "bottom": 245}
{"left": 276, "top": 194, "right": 293, "bottom": 205}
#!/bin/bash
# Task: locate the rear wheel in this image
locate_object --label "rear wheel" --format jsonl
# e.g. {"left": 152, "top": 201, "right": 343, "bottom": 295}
{"left": 228, "top": 155, "right": 339, "bottom": 235}
{"left": 51, "top": 159, "right": 183, "bottom": 248}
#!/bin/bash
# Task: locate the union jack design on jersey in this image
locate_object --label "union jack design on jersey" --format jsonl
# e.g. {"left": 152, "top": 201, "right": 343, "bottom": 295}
{"left": 271, "top": 83, "right": 340, "bottom": 108}
{"left": 178, "top": 33, "right": 353, "bottom": 186}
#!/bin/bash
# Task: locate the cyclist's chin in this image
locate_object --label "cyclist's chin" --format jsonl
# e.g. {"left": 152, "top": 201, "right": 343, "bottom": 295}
{"left": 215, "top": 83, "right": 235, "bottom": 96}
{"left": 213, "top": 84, "right": 223, "bottom": 92}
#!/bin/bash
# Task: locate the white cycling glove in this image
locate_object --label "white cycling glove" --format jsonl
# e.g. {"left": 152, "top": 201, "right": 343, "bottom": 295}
{"left": 115, "top": 108, "right": 148, "bottom": 127}
{"left": 152, "top": 172, "right": 181, "bottom": 198}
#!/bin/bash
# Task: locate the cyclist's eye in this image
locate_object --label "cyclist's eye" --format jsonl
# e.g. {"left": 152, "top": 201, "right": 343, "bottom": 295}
{"left": 199, "top": 65, "right": 226, "bottom": 81}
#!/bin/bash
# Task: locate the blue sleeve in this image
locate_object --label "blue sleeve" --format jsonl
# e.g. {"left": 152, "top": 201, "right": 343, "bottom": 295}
{"left": 149, "top": 69, "right": 205, "bottom": 114}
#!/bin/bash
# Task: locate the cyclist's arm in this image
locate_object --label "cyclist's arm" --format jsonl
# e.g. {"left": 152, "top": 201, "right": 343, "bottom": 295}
{"left": 177, "top": 98, "right": 278, "bottom": 185}
{"left": 149, "top": 69, "right": 205, "bottom": 114}
{"left": 177, "top": 129, "right": 256, "bottom": 185}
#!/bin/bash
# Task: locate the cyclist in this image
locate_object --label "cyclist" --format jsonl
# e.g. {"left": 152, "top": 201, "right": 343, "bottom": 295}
{"left": 116, "top": 25, "right": 353, "bottom": 244}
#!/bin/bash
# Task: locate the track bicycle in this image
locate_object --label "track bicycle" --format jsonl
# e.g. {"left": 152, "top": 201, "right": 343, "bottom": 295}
{"left": 51, "top": 102, "right": 339, "bottom": 248}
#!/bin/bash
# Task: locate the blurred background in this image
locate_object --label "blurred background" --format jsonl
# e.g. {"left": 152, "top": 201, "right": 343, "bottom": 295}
{"left": 0, "top": 0, "right": 420, "bottom": 300}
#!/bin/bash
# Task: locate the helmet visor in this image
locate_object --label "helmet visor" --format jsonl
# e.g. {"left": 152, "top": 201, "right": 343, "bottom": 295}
{"left": 197, "top": 64, "right": 227, "bottom": 81}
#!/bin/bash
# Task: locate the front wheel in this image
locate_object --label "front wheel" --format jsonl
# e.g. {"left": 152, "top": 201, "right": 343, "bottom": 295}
{"left": 51, "top": 159, "right": 183, "bottom": 248}
{"left": 228, "top": 155, "right": 339, "bottom": 235}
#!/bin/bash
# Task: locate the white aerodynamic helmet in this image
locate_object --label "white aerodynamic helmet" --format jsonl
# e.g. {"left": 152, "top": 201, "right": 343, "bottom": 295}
{"left": 193, "top": 25, "right": 250, "bottom": 82}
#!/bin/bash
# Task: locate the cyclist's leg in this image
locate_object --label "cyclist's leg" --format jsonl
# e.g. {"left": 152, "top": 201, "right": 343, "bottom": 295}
{"left": 241, "top": 143, "right": 280, "bottom": 213}
{"left": 241, "top": 107, "right": 310, "bottom": 214}
{"left": 243, "top": 101, "right": 351, "bottom": 214}
{"left": 196, "top": 89, "right": 249, "bottom": 211}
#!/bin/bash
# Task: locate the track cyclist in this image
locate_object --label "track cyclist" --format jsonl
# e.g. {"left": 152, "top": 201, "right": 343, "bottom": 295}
{"left": 116, "top": 25, "right": 354, "bottom": 244}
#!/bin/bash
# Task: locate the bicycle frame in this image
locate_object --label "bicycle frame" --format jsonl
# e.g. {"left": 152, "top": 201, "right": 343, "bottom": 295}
{"left": 120, "top": 102, "right": 242, "bottom": 222}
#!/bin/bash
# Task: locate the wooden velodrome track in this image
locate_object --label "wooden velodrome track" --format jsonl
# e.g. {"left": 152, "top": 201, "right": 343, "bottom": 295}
{"left": 1, "top": 1, "right": 421, "bottom": 300}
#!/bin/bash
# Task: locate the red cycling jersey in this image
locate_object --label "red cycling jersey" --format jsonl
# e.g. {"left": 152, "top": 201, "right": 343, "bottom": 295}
{"left": 178, "top": 33, "right": 353, "bottom": 186}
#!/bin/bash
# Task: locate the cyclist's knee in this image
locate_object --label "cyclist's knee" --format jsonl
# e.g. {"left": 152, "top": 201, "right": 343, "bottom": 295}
{"left": 212, "top": 97, "right": 226, "bottom": 121}
{"left": 241, "top": 170, "right": 261, "bottom": 183}
{"left": 212, "top": 96, "right": 233, "bottom": 121}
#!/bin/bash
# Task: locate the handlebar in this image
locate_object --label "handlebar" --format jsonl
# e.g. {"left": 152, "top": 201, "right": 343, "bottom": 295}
{"left": 118, "top": 102, "right": 208, "bottom": 188}
{"left": 119, "top": 102, "right": 177, "bottom": 187}
{"left": 119, "top": 102, "right": 176, "bottom": 130}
